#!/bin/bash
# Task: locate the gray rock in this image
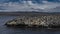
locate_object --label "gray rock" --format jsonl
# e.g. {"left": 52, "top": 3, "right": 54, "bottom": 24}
{"left": 5, "top": 15, "right": 60, "bottom": 28}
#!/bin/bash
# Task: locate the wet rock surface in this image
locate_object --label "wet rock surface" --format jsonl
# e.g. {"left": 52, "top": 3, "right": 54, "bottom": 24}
{"left": 5, "top": 15, "right": 60, "bottom": 28}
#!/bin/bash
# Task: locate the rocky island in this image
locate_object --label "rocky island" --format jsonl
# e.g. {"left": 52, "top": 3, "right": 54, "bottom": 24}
{"left": 5, "top": 14, "right": 60, "bottom": 28}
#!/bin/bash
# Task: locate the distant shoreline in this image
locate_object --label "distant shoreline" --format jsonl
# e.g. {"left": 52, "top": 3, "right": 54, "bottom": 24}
{"left": 0, "top": 12, "right": 60, "bottom": 16}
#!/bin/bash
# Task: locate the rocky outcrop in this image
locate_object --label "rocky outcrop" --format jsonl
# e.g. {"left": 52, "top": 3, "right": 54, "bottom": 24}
{"left": 5, "top": 15, "right": 60, "bottom": 28}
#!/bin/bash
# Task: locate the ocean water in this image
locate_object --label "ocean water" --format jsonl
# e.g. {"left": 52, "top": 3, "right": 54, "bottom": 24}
{"left": 0, "top": 16, "right": 60, "bottom": 34}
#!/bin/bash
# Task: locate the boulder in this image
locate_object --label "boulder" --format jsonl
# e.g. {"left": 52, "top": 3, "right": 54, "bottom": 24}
{"left": 5, "top": 15, "right": 60, "bottom": 28}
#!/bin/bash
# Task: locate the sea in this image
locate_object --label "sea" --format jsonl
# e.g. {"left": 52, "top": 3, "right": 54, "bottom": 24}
{"left": 0, "top": 15, "right": 60, "bottom": 34}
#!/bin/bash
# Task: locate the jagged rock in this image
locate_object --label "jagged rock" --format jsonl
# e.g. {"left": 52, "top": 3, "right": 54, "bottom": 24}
{"left": 5, "top": 15, "right": 60, "bottom": 28}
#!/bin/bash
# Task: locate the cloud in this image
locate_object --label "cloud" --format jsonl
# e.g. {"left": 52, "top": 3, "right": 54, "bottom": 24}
{"left": 0, "top": 0, "right": 60, "bottom": 12}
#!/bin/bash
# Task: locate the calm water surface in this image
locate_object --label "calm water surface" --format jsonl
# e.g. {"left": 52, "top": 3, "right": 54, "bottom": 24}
{"left": 0, "top": 16, "right": 60, "bottom": 34}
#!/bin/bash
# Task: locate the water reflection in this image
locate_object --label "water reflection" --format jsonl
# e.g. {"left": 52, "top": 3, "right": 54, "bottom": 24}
{"left": 2, "top": 26, "right": 60, "bottom": 34}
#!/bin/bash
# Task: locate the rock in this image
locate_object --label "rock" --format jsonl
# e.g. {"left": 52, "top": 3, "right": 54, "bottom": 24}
{"left": 5, "top": 15, "right": 60, "bottom": 28}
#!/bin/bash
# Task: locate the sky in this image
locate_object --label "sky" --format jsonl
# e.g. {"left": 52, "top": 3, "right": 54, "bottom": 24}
{"left": 0, "top": 0, "right": 60, "bottom": 12}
